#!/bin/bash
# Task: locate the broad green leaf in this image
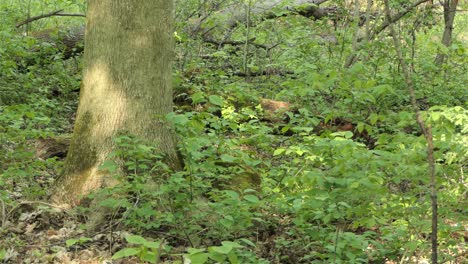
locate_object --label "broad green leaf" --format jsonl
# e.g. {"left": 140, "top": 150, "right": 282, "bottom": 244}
{"left": 112, "top": 248, "right": 140, "bottom": 259}
{"left": 208, "top": 252, "right": 226, "bottom": 262}
{"left": 224, "top": 190, "right": 239, "bottom": 200}
{"left": 187, "top": 252, "right": 209, "bottom": 264}
{"left": 141, "top": 251, "right": 158, "bottom": 263}
{"left": 65, "top": 239, "right": 78, "bottom": 247}
{"left": 239, "top": 238, "right": 256, "bottom": 247}
{"left": 187, "top": 248, "right": 206, "bottom": 254}
{"left": 243, "top": 194, "right": 260, "bottom": 204}
{"left": 142, "top": 240, "right": 161, "bottom": 249}
{"left": 221, "top": 241, "right": 243, "bottom": 249}
{"left": 210, "top": 244, "right": 232, "bottom": 254}
{"left": 125, "top": 234, "right": 147, "bottom": 245}
{"left": 227, "top": 250, "right": 239, "bottom": 264}
{"left": 171, "top": 114, "right": 189, "bottom": 125}
{"left": 191, "top": 92, "right": 206, "bottom": 104}
{"left": 209, "top": 95, "right": 224, "bottom": 106}
{"left": 220, "top": 154, "right": 236, "bottom": 163}
{"left": 369, "top": 114, "right": 379, "bottom": 125}
{"left": 273, "top": 148, "right": 286, "bottom": 156}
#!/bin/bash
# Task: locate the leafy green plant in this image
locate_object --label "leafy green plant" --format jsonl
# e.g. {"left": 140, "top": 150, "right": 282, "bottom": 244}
{"left": 65, "top": 237, "right": 92, "bottom": 247}
{"left": 184, "top": 241, "right": 243, "bottom": 264}
{"left": 112, "top": 234, "right": 164, "bottom": 264}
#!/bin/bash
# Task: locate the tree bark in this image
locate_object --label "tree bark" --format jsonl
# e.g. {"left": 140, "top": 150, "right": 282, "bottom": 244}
{"left": 51, "top": 0, "right": 179, "bottom": 207}
{"left": 435, "top": 0, "right": 459, "bottom": 65}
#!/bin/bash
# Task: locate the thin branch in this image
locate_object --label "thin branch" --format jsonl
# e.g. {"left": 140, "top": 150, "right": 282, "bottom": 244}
{"left": 370, "top": 0, "right": 431, "bottom": 40}
{"left": 383, "top": 1, "right": 437, "bottom": 263}
{"left": 16, "top": 9, "right": 85, "bottom": 28}
{"left": 50, "top": 13, "right": 86, "bottom": 18}
{"left": 345, "top": 0, "right": 431, "bottom": 68}
{"left": 0, "top": 198, "right": 5, "bottom": 228}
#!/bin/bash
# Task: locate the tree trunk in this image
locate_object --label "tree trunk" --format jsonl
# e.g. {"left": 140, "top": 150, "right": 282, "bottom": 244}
{"left": 435, "top": 0, "right": 459, "bottom": 65}
{"left": 51, "top": 0, "right": 179, "bottom": 207}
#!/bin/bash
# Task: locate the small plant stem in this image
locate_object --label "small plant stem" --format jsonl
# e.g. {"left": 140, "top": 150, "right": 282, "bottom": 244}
{"left": 333, "top": 226, "right": 339, "bottom": 264}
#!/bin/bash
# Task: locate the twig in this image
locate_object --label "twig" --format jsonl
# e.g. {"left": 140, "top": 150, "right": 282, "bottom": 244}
{"left": 0, "top": 198, "right": 5, "bottom": 228}
{"left": 16, "top": 9, "right": 85, "bottom": 28}
{"left": 383, "top": 1, "right": 437, "bottom": 263}
{"left": 371, "top": 0, "right": 432, "bottom": 40}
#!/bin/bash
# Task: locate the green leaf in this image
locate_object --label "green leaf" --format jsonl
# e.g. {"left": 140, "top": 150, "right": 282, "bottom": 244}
{"left": 243, "top": 194, "right": 260, "bottom": 204}
{"left": 24, "top": 111, "right": 35, "bottom": 118}
{"left": 227, "top": 250, "right": 239, "bottom": 264}
{"left": 356, "top": 122, "right": 365, "bottom": 133}
{"left": 171, "top": 114, "right": 189, "bottom": 126}
{"left": 125, "top": 234, "right": 147, "bottom": 245}
{"left": 191, "top": 92, "right": 206, "bottom": 104}
{"left": 219, "top": 217, "right": 234, "bottom": 228}
{"left": 273, "top": 148, "right": 286, "bottom": 156}
{"left": 112, "top": 248, "right": 140, "bottom": 259}
{"left": 141, "top": 251, "right": 158, "bottom": 263}
{"left": 208, "top": 252, "right": 226, "bottom": 262}
{"left": 239, "top": 238, "right": 256, "bottom": 247}
{"left": 220, "top": 154, "right": 236, "bottom": 163}
{"left": 66, "top": 239, "right": 78, "bottom": 247}
{"left": 369, "top": 114, "right": 379, "bottom": 125}
{"left": 187, "top": 248, "right": 206, "bottom": 254}
{"left": 221, "top": 241, "right": 243, "bottom": 249}
{"left": 224, "top": 190, "right": 239, "bottom": 200}
{"left": 431, "top": 112, "right": 441, "bottom": 121}
{"left": 209, "top": 95, "right": 224, "bottom": 106}
{"left": 187, "top": 252, "right": 209, "bottom": 264}
{"left": 210, "top": 244, "right": 232, "bottom": 255}
{"left": 143, "top": 240, "right": 161, "bottom": 249}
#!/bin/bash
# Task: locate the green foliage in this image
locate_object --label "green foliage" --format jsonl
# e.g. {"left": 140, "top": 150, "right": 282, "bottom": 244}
{"left": 184, "top": 241, "right": 244, "bottom": 264}
{"left": 1, "top": 0, "right": 467, "bottom": 263}
{"left": 112, "top": 234, "right": 164, "bottom": 264}
{"left": 65, "top": 236, "right": 92, "bottom": 247}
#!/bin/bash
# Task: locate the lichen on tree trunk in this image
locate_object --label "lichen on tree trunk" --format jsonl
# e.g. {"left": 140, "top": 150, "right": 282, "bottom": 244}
{"left": 52, "top": 0, "right": 179, "bottom": 207}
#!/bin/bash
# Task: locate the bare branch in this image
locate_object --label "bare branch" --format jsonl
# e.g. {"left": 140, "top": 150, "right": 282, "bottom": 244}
{"left": 370, "top": 0, "right": 431, "bottom": 40}
{"left": 345, "top": 0, "right": 431, "bottom": 68}
{"left": 16, "top": 9, "right": 85, "bottom": 28}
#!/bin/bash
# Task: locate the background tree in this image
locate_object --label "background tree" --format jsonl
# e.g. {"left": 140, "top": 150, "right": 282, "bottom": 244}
{"left": 435, "top": 0, "right": 459, "bottom": 64}
{"left": 51, "top": 0, "right": 179, "bottom": 207}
